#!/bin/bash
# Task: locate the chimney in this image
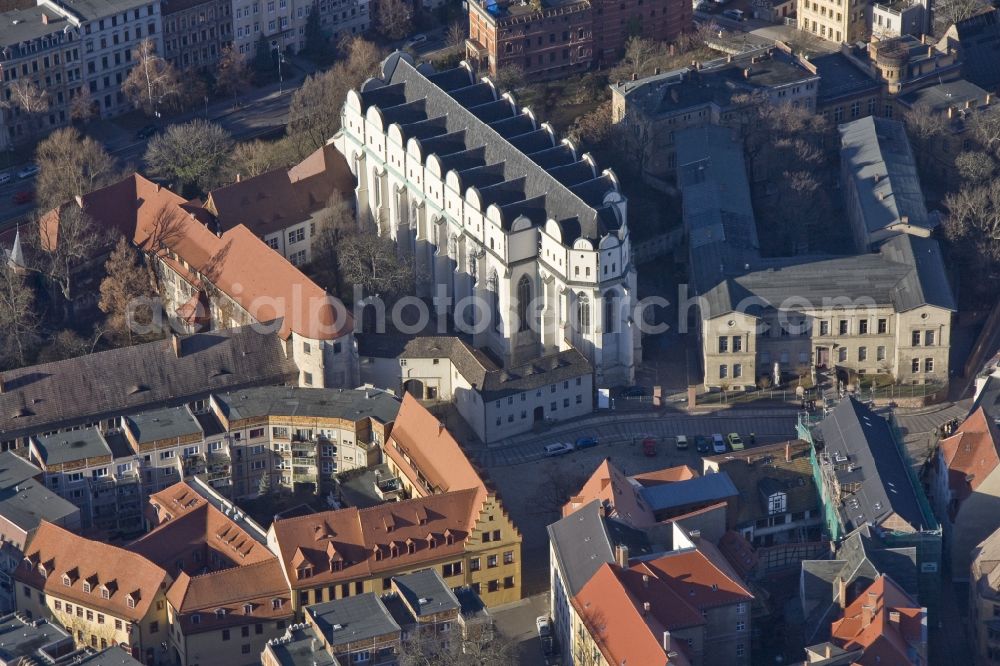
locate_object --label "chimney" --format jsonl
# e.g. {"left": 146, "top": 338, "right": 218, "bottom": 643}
{"left": 874, "top": 173, "right": 881, "bottom": 183}
{"left": 170, "top": 333, "right": 181, "bottom": 358}
{"left": 948, "top": 106, "right": 955, "bottom": 119}
{"left": 0, "top": 374, "right": 4, "bottom": 394}
{"left": 642, "top": 574, "right": 650, "bottom": 588}
{"left": 861, "top": 604, "right": 875, "bottom": 628}
{"left": 987, "top": 93, "right": 992, "bottom": 105}
{"left": 785, "top": 442, "right": 792, "bottom": 463}
{"left": 727, "top": 54, "right": 733, "bottom": 63}
{"left": 920, "top": 33, "right": 927, "bottom": 44}
{"left": 41, "top": 12, "right": 48, "bottom": 23}
{"left": 825, "top": 645, "right": 833, "bottom": 658}
{"left": 900, "top": 215, "right": 909, "bottom": 224}
{"left": 836, "top": 577, "right": 847, "bottom": 609}
{"left": 966, "top": 99, "right": 974, "bottom": 109}
{"left": 631, "top": 73, "right": 638, "bottom": 81}
{"left": 662, "top": 631, "right": 671, "bottom": 652}
{"left": 889, "top": 610, "right": 900, "bottom": 628}
{"left": 643, "top": 601, "right": 651, "bottom": 615}
{"left": 743, "top": 67, "right": 752, "bottom": 79}
{"left": 927, "top": 46, "right": 933, "bottom": 57}
{"left": 615, "top": 544, "right": 629, "bottom": 567}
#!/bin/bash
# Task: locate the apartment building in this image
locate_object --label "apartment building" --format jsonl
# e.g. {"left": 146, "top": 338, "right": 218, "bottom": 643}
{"left": 0, "top": 452, "right": 80, "bottom": 613}
{"left": 868, "top": 0, "right": 928, "bottom": 40}
{"left": 796, "top": 0, "right": 864, "bottom": 44}
{"left": 130, "top": 481, "right": 295, "bottom": 666}
{"left": 970, "top": 525, "right": 1000, "bottom": 665}
{"left": 0, "top": 324, "right": 300, "bottom": 449}
{"left": 839, "top": 116, "right": 935, "bottom": 251}
{"left": 803, "top": 398, "right": 942, "bottom": 617}
{"left": 161, "top": 0, "right": 233, "bottom": 71}
{"left": 359, "top": 335, "right": 594, "bottom": 443}
{"left": 0, "top": 6, "right": 81, "bottom": 150}
{"left": 14, "top": 522, "right": 172, "bottom": 664}
{"left": 29, "top": 429, "right": 144, "bottom": 535}
{"left": 609, "top": 47, "right": 819, "bottom": 186}
{"left": 337, "top": 54, "right": 640, "bottom": 388}
{"left": 0, "top": 614, "right": 144, "bottom": 665}
{"left": 936, "top": 8, "right": 1000, "bottom": 94}
{"left": 202, "top": 143, "right": 356, "bottom": 266}
{"left": 677, "top": 125, "right": 955, "bottom": 390}
{"left": 466, "top": 0, "right": 690, "bottom": 80}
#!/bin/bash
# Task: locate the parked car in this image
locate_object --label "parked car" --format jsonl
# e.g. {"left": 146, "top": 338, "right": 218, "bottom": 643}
{"left": 543, "top": 443, "right": 574, "bottom": 457}
{"left": 17, "top": 164, "right": 39, "bottom": 179}
{"left": 12, "top": 189, "right": 34, "bottom": 204}
{"left": 676, "top": 435, "right": 689, "bottom": 450}
{"left": 727, "top": 432, "right": 745, "bottom": 451}
{"left": 620, "top": 385, "right": 647, "bottom": 397}
{"left": 723, "top": 8, "right": 744, "bottom": 19}
{"left": 642, "top": 437, "right": 657, "bottom": 457}
{"left": 0, "top": 172, "right": 11, "bottom": 185}
{"left": 536, "top": 616, "right": 552, "bottom": 637}
{"left": 695, "top": 0, "right": 712, "bottom": 9}
{"left": 575, "top": 437, "right": 599, "bottom": 450}
{"left": 540, "top": 634, "right": 556, "bottom": 657}
{"left": 136, "top": 124, "right": 159, "bottom": 139}
{"left": 695, "top": 435, "right": 710, "bottom": 453}
{"left": 712, "top": 433, "right": 727, "bottom": 454}
{"left": 407, "top": 33, "right": 428, "bottom": 48}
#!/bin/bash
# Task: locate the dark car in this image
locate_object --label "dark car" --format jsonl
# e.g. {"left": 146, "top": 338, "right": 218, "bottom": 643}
{"left": 575, "top": 437, "right": 599, "bottom": 450}
{"left": 12, "top": 189, "right": 34, "bottom": 204}
{"left": 136, "top": 124, "right": 159, "bottom": 139}
{"left": 694, "top": 435, "right": 710, "bottom": 454}
{"left": 620, "top": 386, "right": 647, "bottom": 398}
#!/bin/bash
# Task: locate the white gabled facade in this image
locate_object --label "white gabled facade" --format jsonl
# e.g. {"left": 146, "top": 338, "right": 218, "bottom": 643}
{"left": 337, "top": 54, "right": 640, "bottom": 387}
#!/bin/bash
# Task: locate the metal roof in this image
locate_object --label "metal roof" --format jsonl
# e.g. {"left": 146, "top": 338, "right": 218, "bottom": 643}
{"left": 392, "top": 569, "right": 461, "bottom": 618}
{"left": 638, "top": 471, "right": 739, "bottom": 512}
{"left": 126, "top": 405, "right": 202, "bottom": 444}
{"left": 214, "top": 386, "right": 402, "bottom": 425}
{"left": 33, "top": 428, "right": 112, "bottom": 466}
{"left": 547, "top": 501, "right": 616, "bottom": 598}
{"left": 308, "top": 592, "right": 402, "bottom": 646}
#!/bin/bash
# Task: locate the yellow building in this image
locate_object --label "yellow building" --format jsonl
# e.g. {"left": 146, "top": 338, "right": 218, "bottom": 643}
{"left": 14, "top": 521, "right": 172, "bottom": 665}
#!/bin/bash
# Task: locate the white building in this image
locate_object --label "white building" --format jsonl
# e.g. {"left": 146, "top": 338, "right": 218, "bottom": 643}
{"left": 231, "top": 0, "right": 369, "bottom": 58}
{"left": 337, "top": 53, "right": 640, "bottom": 388}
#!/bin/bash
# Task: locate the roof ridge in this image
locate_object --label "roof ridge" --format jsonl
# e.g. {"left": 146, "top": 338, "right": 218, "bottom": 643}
{"left": 185, "top": 557, "right": 280, "bottom": 581}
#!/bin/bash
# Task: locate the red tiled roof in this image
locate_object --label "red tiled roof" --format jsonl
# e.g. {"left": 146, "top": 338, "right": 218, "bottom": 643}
{"left": 385, "top": 394, "right": 488, "bottom": 517}
{"left": 632, "top": 465, "right": 699, "bottom": 486}
{"left": 830, "top": 575, "right": 925, "bottom": 665}
{"left": 270, "top": 489, "right": 480, "bottom": 589}
{"left": 16, "top": 521, "right": 169, "bottom": 622}
{"left": 573, "top": 563, "right": 693, "bottom": 666}
{"left": 641, "top": 549, "right": 754, "bottom": 610}
{"left": 940, "top": 407, "right": 1000, "bottom": 506}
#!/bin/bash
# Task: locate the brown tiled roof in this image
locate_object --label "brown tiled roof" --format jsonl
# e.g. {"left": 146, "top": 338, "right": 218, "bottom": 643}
{"left": 270, "top": 489, "right": 479, "bottom": 589}
{"left": 205, "top": 144, "right": 355, "bottom": 236}
{"left": 563, "top": 458, "right": 656, "bottom": 526}
{"left": 16, "top": 522, "right": 169, "bottom": 622}
{"left": 641, "top": 549, "right": 753, "bottom": 610}
{"left": 130, "top": 483, "right": 274, "bottom": 571}
{"left": 940, "top": 407, "right": 1000, "bottom": 506}
{"left": 573, "top": 563, "right": 693, "bottom": 666}
{"left": 165, "top": 560, "right": 294, "bottom": 633}
{"left": 385, "top": 394, "right": 488, "bottom": 515}
{"left": 632, "top": 466, "right": 699, "bottom": 486}
{"left": 829, "top": 574, "right": 924, "bottom": 664}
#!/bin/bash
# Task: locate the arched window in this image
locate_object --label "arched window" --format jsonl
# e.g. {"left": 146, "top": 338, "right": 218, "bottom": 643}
{"left": 489, "top": 271, "right": 500, "bottom": 331}
{"left": 517, "top": 276, "right": 532, "bottom": 332}
{"left": 577, "top": 293, "right": 590, "bottom": 334}
{"left": 604, "top": 290, "right": 616, "bottom": 334}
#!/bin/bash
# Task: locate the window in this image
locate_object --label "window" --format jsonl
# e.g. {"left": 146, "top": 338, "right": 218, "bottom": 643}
{"left": 925, "top": 358, "right": 934, "bottom": 373}
{"left": 149, "top": 621, "right": 158, "bottom": 633}
{"left": 504, "top": 551, "right": 514, "bottom": 564}
{"left": 304, "top": 372, "right": 313, "bottom": 386}
{"left": 222, "top": 629, "right": 230, "bottom": 641}
{"left": 504, "top": 576, "right": 515, "bottom": 588}
{"left": 488, "top": 580, "right": 499, "bottom": 593}
{"left": 733, "top": 363, "right": 743, "bottom": 378}
{"left": 838, "top": 347, "right": 848, "bottom": 362}
{"left": 736, "top": 643, "right": 745, "bottom": 657}
{"left": 159, "top": 450, "right": 175, "bottom": 460}
{"left": 925, "top": 330, "right": 935, "bottom": 346}
{"left": 516, "top": 275, "right": 531, "bottom": 332}
{"left": 820, "top": 321, "right": 829, "bottom": 336}
{"left": 737, "top": 602, "right": 747, "bottom": 614}
{"left": 912, "top": 358, "right": 920, "bottom": 373}
{"left": 718, "top": 337, "right": 729, "bottom": 353}
{"left": 183, "top": 446, "right": 199, "bottom": 456}
{"left": 487, "top": 555, "right": 498, "bottom": 568}
{"left": 877, "top": 318, "right": 887, "bottom": 334}
{"left": 576, "top": 293, "right": 590, "bottom": 333}
{"left": 719, "top": 364, "right": 728, "bottom": 379}
{"left": 470, "top": 557, "right": 480, "bottom": 571}
{"left": 877, "top": 346, "right": 886, "bottom": 361}
{"left": 858, "top": 347, "right": 867, "bottom": 362}
{"left": 604, "top": 290, "right": 616, "bottom": 333}
{"left": 839, "top": 320, "right": 848, "bottom": 335}
{"left": 732, "top": 336, "right": 742, "bottom": 352}
{"left": 288, "top": 228, "right": 305, "bottom": 244}
{"left": 859, "top": 320, "right": 868, "bottom": 335}
{"left": 912, "top": 330, "right": 921, "bottom": 346}
{"left": 736, "top": 620, "right": 746, "bottom": 631}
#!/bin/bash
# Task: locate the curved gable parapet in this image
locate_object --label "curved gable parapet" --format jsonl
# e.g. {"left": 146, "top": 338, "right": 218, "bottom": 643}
{"left": 464, "top": 186, "right": 484, "bottom": 213}
{"left": 345, "top": 89, "right": 366, "bottom": 113}
{"left": 415, "top": 61, "right": 437, "bottom": 76}
{"left": 358, "top": 77, "right": 386, "bottom": 93}
{"left": 544, "top": 219, "right": 563, "bottom": 243}
{"left": 444, "top": 169, "right": 463, "bottom": 193}
{"left": 387, "top": 123, "right": 407, "bottom": 145}
{"left": 511, "top": 215, "right": 534, "bottom": 233}
{"left": 573, "top": 237, "right": 594, "bottom": 251}
{"left": 405, "top": 137, "right": 425, "bottom": 163}
{"left": 598, "top": 234, "right": 621, "bottom": 250}
{"left": 521, "top": 107, "right": 537, "bottom": 128}
{"left": 382, "top": 51, "right": 415, "bottom": 80}
{"left": 559, "top": 137, "right": 578, "bottom": 160}
{"left": 482, "top": 77, "right": 499, "bottom": 99}
{"left": 500, "top": 92, "right": 517, "bottom": 112}
{"left": 579, "top": 153, "right": 597, "bottom": 176}
{"left": 485, "top": 204, "right": 505, "bottom": 226}
{"left": 365, "top": 106, "right": 386, "bottom": 133}
{"left": 602, "top": 167, "right": 621, "bottom": 191}
{"left": 426, "top": 154, "right": 444, "bottom": 179}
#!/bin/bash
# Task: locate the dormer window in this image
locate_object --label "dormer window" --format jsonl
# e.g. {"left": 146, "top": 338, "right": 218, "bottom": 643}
{"left": 374, "top": 546, "right": 383, "bottom": 561}
{"left": 126, "top": 595, "right": 136, "bottom": 609}
{"left": 407, "top": 541, "right": 416, "bottom": 555}
{"left": 243, "top": 603, "right": 253, "bottom": 614}
{"left": 37, "top": 565, "right": 47, "bottom": 579}
{"left": 331, "top": 560, "right": 342, "bottom": 572}
{"left": 62, "top": 575, "right": 71, "bottom": 587}
{"left": 101, "top": 587, "right": 110, "bottom": 600}
{"left": 297, "top": 566, "right": 313, "bottom": 579}
{"left": 83, "top": 582, "right": 92, "bottom": 593}
{"left": 216, "top": 608, "right": 226, "bottom": 618}
{"left": 191, "top": 614, "right": 201, "bottom": 625}
{"left": 271, "top": 599, "right": 282, "bottom": 610}
{"left": 389, "top": 543, "right": 399, "bottom": 558}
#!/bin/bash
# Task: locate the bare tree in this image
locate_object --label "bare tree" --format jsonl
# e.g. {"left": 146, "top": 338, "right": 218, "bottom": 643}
{"left": 27, "top": 205, "right": 106, "bottom": 307}
{"left": 1, "top": 79, "right": 50, "bottom": 138}
{"left": 215, "top": 45, "right": 252, "bottom": 106}
{"left": 69, "top": 88, "right": 97, "bottom": 125}
{"left": 969, "top": 110, "right": 1000, "bottom": 158}
{"left": 955, "top": 151, "right": 997, "bottom": 184}
{"left": 122, "top": 38, "right": 182, "bottom": 116}
{"left": 934, "top": 0, "right": 989, "bottom": 35}
{"left": 338, "top": 229, "right": 414, "bottom": 299}
{"left": 492, "top": 64, "right": 525, "bottom": 92}
{"left": 231, "top": 140, "right": 277, "bottom": 179}
{"left": 944, "top": 180, "right": 1000, "bottom": 267}
{"left": 144, "top": 119, "right": 234, "bottom": 194}
{"left": 99, "top": 236, "right": 159, "bottom": 345}
{"left": 902, "top": 104, "right": 949, "bottom": 177}
{"left": 446, "top": 21, "right": 466, "bottom": 48}
{"left": 35, "top": 127, "right": 119, "bottom": 211}
{"left": 398, "top": 622, "right": 519, "bottom": 666}
{"left": 0, "top": 261, "right": 38, "bottom": 368}
{"left": 35, "top": 328, "right": 101, "bottom": 363}
{"left": 528, "top": 465, "right": 590, "bottom": 515}
{"left": 306, "top": 191, "right": 356, "bottom": 291}
{"left": 375, "top": 0, "right": 413, "bottom": 40}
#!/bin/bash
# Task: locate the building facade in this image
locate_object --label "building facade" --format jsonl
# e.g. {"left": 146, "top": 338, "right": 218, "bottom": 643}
{"left": 971, "top": 525, "right": 1000, "bottom": 666}
{"left": 161, "top": 0, "right": 233, "bottom": 71}
{"left": 795, "top": 0, "right": 865, "bottom": 44}
{"left": 338, "top": 54, "right": 639, "bottom": 388}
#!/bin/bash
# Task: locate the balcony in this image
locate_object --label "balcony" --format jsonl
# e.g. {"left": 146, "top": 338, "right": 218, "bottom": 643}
{"left": 292, "top": 466, "right": 317, "bottom": 481}
{"left": 183, "top": 454, "right": 206, "bottom": 476}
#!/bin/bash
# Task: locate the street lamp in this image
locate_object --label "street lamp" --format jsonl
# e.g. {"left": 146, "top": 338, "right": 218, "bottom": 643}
{"left": 278, "top": 52, "right": 286, "bottom": 93}
{"left": 204, "top": 95, "right": 209, "bottom": 118}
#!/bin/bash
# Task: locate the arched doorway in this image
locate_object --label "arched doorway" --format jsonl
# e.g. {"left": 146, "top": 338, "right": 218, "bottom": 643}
{"left": 533, "top": 406, "right": 545, "bottom": 423}
{"left": 403, "top": 379, "right": 425, "bottom": 398}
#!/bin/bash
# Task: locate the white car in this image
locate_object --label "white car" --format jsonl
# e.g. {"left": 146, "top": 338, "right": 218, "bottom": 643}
{"left": 543, "top": 442, "right": 573, "bottom": 457}
{"left": 712, "top": 433, "right": 727, "bottom": 454}
{"left": 17, "top": 164, "right": 39, "bottom": 179}
{"left": 536, "top": 616, "right": 552, "bottom": 637}
{"left": 407, "top": 33, "right": 428, "bottom": 48}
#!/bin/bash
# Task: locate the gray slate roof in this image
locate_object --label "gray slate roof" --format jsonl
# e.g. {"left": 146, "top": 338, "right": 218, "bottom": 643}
{"left": 264, "top": 626, "right": 338, "bottom": 666}
{"left": 126, "top": 405, "right": 202, "bottom": 445}
{"left": 0, "top": 451, "right": 43, "bottom": 488}
{"left": 214, "top": 386, "right": 401, "bottom": 425}
{"left": 897, "top": 79, "right": 991, "bottom": 113}
{"left": 308, "top": 592, "right": 402, "bottom": 646}
{"left": 973, "top": 375, "right": 1000, "bottom": 425}
{"left": 33, "top": 428, "right": 112, "bottom": 466}
{"left": 0, "top": 325, "right": 300, "bottom": 441}
{"left": 74, "top": 646, "right": 145, "bottom": 666}
{"left": 811, "top": 52, "right": 880, "bottom": 104}
{"left": 359, "top": 54, "right": 623, "bottom": 243}
{"left": 638, "top": 471, "right": 739, "bottom": 513}
{"left": 814, "top": 398, "right": 935, "bottom": 533}
{"left": 547, "top": 501, "right": 616, "bottom": 598}
{"left": 0, "top": 476, "right": 79, "bottom": 534}
{"left": 942, "top": 9, "right": 1000, "bottom": 92}
{"left": 838, "top": 116, "right": 933, "bottom": 240}
{"left": 393, "top": 569, "right": 461, "bottom": 618}
{"left": 0, "top": 615, "right": 71, "bottom": 663}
